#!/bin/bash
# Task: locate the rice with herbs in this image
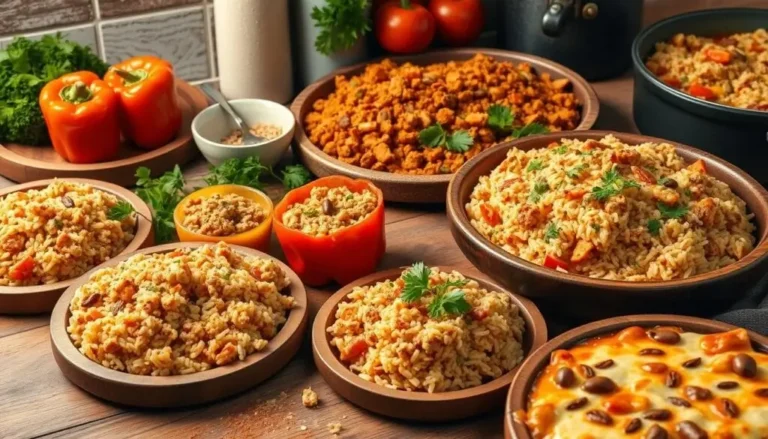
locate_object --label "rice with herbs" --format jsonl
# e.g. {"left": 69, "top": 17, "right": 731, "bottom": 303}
{"left": 66, "top": 242, "right": 295, "bottom": 376}
{"left": 0, "top": 180, "right": 136, "bottom": 286}
{"left": 327, "top": 267, "right": 526, "bottom": 393}
{"left": 466, "top": 135, "right": 756, "bottom": 281}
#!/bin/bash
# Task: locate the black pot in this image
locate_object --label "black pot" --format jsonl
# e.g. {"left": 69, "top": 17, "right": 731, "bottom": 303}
{"left": 498, "top": 0, "right": 643, "bottom": 80}
{"left": 632, "top": 8, "right": 768, "bottom": 187}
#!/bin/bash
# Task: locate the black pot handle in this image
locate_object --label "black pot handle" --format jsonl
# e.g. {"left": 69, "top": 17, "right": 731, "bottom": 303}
{"left": 542, "top": 0, "right": 574, "bottom": 37}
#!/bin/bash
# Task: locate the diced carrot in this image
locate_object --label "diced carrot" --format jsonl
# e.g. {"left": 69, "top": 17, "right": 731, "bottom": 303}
{"left": 631, "top": 166, "right": 656, "bottom": 184}
{"left": 663, "top": 77, "right": 682, "bottom": 88}
{"left": 479, "top": 204, "right": 502, "bottom": 226}
{"left": 705, "top": 48, "right": 732, "bottom": 64}
{"left": 9, "top": 257, "right": 35, "bottom": 281}
{"left": 565, "top": 189, "right": 586, "bottom": 200}
{"left": 689, "top": 84, "right": 716, "bottom": 100}
{"left": 571, "top": 240, "right": 594, "bottom": 263}
{"left": 687, "top": 159, "right": 707, "bottom": 174}
{"left": 543, "top": 254, "right": 569, "bottom": 271}
{"left": 750, "top": 41, "right": 765, "bottom": 53}
{"left": 341, "top": 338, "right": 369, "bottom": 361}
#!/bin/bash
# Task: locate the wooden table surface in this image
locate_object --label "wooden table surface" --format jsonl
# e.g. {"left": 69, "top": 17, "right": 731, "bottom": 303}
{"left": 1, "top": 1, "right": 764, "bottom": 438}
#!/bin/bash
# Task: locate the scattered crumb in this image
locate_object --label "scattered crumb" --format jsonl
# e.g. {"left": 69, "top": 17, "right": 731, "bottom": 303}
{"left": 302, "top": 387, "right": 319, "bottom": 408}
{"left": 327, "top": 422, "right": 343, "bottom": 434}
{"left": 285, "top": 413, "right": 294, "bottom": 420}
{"left": 342, "top": 415, "right": 347, "bottom": 419}
{"left": 300, "top": 425, "right": 308, "bottom": 431}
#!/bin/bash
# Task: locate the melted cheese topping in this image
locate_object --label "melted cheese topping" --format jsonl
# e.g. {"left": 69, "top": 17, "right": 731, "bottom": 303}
{"left": 518, "top": 327, "right": 768, "bottom": 439}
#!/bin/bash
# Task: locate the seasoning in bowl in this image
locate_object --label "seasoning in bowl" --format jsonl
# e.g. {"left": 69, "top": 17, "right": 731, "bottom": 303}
{"left": 221, "top": 123, "right": 283, "bottom": 145}
{"left": 327, "top": 263, "right": 526, "bottom": 393}
{"left": 181, "top": 193, "right": 266, "bottom": 237}
{"left": 273, "top": 176, "right": 385, "bottom": 286}
{"left": 514, "top": 326, "right": 768, "bottom": 438}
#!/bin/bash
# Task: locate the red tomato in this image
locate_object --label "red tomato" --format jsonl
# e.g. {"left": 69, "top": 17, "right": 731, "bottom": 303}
{"left": 663, "top": 77, "right": 682, "bottom": 88}
{"left": 372, "top": 0, "right": 424, "bottom": 11}
{"left": 479, "top": 204, "right": 501, "bottom": 226}
{"left": 429, "top": 0, "right": 484, "bottom": 46}
{"left": 543, "top": 254, "right": 569, "bottom": 272}
{"left": 688, "top": 83, "right": 716, "bottom": 100}
{"left": 375, "top": 0, "right": 435, "bottom": 54}
{"left": 9, "top": 257, "right": 35, "bottom": 281}
{"left": 341, "top": 338, "right": 369, "bottom": 361}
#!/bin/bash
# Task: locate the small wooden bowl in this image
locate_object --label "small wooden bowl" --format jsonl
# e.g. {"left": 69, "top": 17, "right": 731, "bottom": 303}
{"left": 173, "top": 184, "right": 274, "bottom": 252}
{"left": 0, "top": 80, "right": 206, "bottom": 187}
{"left": 447, "top": 130, "right": 768, "bottom": 321}
{"left": 0, "top": 179, "right": 153, "bottom": 314}
{"left": 50, "top": 242, "right": 308, "bottom": 408}
{"left": 291, "top": 48, "right": 599, "bottom": 204}
{"left": 312, "top": 267, "right": 547, "bottom": 421}
{"left": 504, "top": 314, "right": 768, "bottom": 439}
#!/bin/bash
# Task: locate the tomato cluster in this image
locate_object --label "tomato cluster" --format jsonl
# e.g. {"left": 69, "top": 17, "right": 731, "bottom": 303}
{"left": 374, "top": 0, "right": 484, "bottom": 54}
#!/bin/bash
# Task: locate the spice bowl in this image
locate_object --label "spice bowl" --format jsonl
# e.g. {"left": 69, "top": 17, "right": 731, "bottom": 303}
{"left": 191, "top": 98, "right": 296, "bottom": 167}
{"left": 173, "top": 184, "right": 274, "bottom": 252}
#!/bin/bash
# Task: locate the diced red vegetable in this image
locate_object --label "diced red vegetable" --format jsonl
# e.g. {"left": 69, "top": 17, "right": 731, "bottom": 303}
{"left": 705, "top": 48, "right": 732, "bottom": 64}
{"left": 663, "top": 77, "right": 682, "bottom": 88}
{"left": 631, "top": 166, "right": 656, "bottom": 184}
{"left": 341, "top": 338, "right": 369, "bottom": 361}
{"left": 479, "top": 204, "right": 502, "bottom": 226}
{"left": 688, "top": 84, "right": 716, "bottom": 100}
{"left": 544, "top": 254, "right": 569, "bottom": 272}
{"left": 9, "top": 257, "right": 35, "bottom": 281}
{"left": 687, "top": 159, "right": 707, "bottom": 174}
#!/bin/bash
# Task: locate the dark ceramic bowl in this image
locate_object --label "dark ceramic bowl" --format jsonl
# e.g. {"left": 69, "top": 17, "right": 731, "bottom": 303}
{"left": 446, "top": 131, "right": 768, "bottom": 322}
{"left": 504, "top": 314, "right": 768, "bottom": 439}
{"left": 632, "top": 8, "right": 768, "bottom": 186}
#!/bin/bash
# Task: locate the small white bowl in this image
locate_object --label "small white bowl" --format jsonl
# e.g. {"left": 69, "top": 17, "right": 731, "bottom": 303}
{"left": 192, "top": 98, "right": 296, "bottom": 167}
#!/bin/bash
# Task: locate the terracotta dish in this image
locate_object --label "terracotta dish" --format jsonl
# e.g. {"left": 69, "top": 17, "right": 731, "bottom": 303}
{"left": 447, "top": 131, "right": 768, "bottom": 321}
{"left": 0, "top": 81, "right": 206, "bottom": 187}
{"left": 49, "top": 242, "right": 308, "bottom": 408}
{"left": 0, "top": 179, "right": 153, "bottom": 314}
{"left": 312, "top": 267, "right": 547, "bottom": 421}
{"left": 505, "top": 314, "right": 768, "bottom": 439}
{"left": 291, "top": 48, "right": 599, "bottom": 203}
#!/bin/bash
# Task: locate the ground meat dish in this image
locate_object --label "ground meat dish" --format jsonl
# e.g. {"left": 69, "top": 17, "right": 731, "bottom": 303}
{"left": 304, "top": 54, "right": 581, "bottom": 175}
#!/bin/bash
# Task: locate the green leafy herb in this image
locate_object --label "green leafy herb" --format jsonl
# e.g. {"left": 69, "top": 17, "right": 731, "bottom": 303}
{"left": 108, "top": 201, "right": 135, "bottom": 221}
{"left": 304, "top": 209, "right": 320, "bottom": 218}
{"left": 647, "top": 218, "right": 662, "bottom": 236}
{"left": 134, "top": 166, "right": 186, "bottom": 244}
{"left": 590, "top": 223, "right": 601, "bottom": 232}
{"left": 205, "top": 156, "right": 270, "bottom": 189}
{"left": 419, "top": 123, "right": 473, "bottom": 152}
{"left": 53, "top": 219, "right": 63, "bottom": 229}
{"left": 657, "top": 202, "right": 689, "bottom": 219}
{"left": 515, "top": 123, "right": 550, "bottom": 138}
{"left": 279, "top": 164, "right": 312, "bottom": 190}
{"left": 401, "top": 262, "right": 432, "bottom": 303}
{"left": 544, "top": 222, "right": 560, "bottom": 242}
{"left": 428, "top": 289, "right": 471, "bottom": 318}
{"left": 310, "top": 0, "right": 371, "bottom": 56}
{"left": 566, "top": 164, "right": 586, "bottom": 179}
{"left": 590, "top": 167, "right": 640, "bottom": 201}
{"left": 529, "top": 181, "right": 550, "bottom": 203}
{"left": 0, "top": 34, "right": 108, "bottom": 145}
{"left": 553, "top": 145, "right": 568, "bottom": 154}
{"left": 577, "top": 151, "right": 593, "bottom": 156}
{"left": 400, "top": 262, "right": 471, "bottom": 319}
{"left": 683, "top": 188, "right": 692, "bottom": 198}
{"left": 487, "top": 104, "right": 514, "bottom": 132}
{"left": 657, "top": 177, "right": 673, "bottom": 186}
{"left": 526, "top": 159, "right": 544, "bottom": 172}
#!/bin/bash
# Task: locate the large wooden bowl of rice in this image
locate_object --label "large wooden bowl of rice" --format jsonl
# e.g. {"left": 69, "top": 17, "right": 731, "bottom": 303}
{"left": 312, "top": 265, "right": 546, "bottom": 421}
{"left": 49, "top": 242, "right": 308, "bottom": 408}
{"left": 447, "top": 131, "right": 768, "bottom": 322}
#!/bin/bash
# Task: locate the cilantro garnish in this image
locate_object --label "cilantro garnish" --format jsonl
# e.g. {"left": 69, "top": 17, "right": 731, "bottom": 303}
{"left": 657, "top": 202, "right": 689, "bottom": 219}
{"left": 419, "top": 123, "right": 473, "bottom": 153}
{"left": 107, "top": 201, "right": 135, "bottom": 221}
{"left": 529, "top": 181, "right": 550, "bottom": 203}
{"left": 590, "top": 167, "right": 640, "bottom": 201}
{"left": 279, "top": 164, "right": 313, "bottom": 190}
{"left": 647, "top": 219, "right": 662, "bottom": 236}
{"left": 401, "top": 262, "right": 471, "bottom": 319}
{"left": 566, "top": 164, "right": 586, "bottom": 179}
{"left": 485, "top": 104, "right": 550, "bottom": 139}
{"left": 544, "top": 222, "right": 560, "bottom": 242}
{"left": 527, "top": 159, "right": 544, "bottom": 172}
{"left": 554, "top": 145, "right": 568, "bottom": 154}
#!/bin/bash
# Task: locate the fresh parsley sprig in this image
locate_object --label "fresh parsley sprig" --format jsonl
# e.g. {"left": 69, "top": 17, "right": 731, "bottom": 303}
{"left": 400, "top": 262, "right": 471, "bottom": 319}
{"left": 528, "top": 181, "right": 550, "bottom": 203}
{"left": 544, "top": 222, "right": 560, "bottom": 242}
{"left": 419, "top": 123, "right": 474, "bottom": 153}
{"left": 486, "top": 104, "right": 550, "bottom": 139}
{"left": 135, "top": 166, "right": 186, "bottom": 244}
{"left": 647, "top": 218, "right": 662, "bottom": 236}
{"left": 311, "top": 0, "right": 371, "bottom": 56}
{"left": 590, "top": 167, "right": 640, "bottom": 201}
{"left": 657, "top": 202, "right": 689, "bottom": 219}
{"left": 280, "top": 164, "right": 313, "bottom": 190}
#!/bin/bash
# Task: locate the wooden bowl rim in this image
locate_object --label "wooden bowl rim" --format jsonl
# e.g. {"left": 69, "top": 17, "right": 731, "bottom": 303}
{"left": 504, "top": 314, "right": 768, "bottom": 439}
{"left": 447, "top": 130, "right": 768, "bottom": 291}
{"left": 0, "top": 178, "right": 152, "bottom": 298}
{"left": 0, "top": 80, "right": 204, "bottom": 171}
{"left": 49, "top": 241, "right": 308, "bottom": 387}
{"left": 290, "top": 48, "right": 600, "bottom": 186}
{"left": 312, "top": 266, "right": 547, "bottom": 405}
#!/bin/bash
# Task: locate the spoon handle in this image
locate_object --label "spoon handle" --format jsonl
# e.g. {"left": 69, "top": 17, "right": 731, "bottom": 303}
{"left": 200, "top": 84, "right": 249, "bottom": 132}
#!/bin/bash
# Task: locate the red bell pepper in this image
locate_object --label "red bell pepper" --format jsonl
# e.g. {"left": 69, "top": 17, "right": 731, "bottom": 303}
{"left": 688, "top": 83, "right": 716, "bottom": 100}
{"left": 273, "top": 176, "right": 386, "bottom": 286}
{"left": 543, "top": 254, "right": 569, "bottom": 272}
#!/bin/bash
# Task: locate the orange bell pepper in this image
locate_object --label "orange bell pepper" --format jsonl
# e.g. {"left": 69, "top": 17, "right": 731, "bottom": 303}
{"left": 39, "top": 71, "right": 121, "bottom": 164}
{"left": 688, "top": 83, "right": 716, "bottom": 100}
{"left": 273, "top": 176, "right": 386, "bottom": 286}
{"left": 104, "top": 56, "right": 181, "bottom": 150}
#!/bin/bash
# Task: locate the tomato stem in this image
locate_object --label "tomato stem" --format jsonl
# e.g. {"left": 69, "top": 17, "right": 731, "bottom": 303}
{"left": 400, "top": 0, "right": 411, "bottom": 9}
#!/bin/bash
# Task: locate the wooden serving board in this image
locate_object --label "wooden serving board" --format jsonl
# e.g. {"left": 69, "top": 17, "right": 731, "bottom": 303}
{"left": 0, "top": 80, "right": 208, "bottom": 187}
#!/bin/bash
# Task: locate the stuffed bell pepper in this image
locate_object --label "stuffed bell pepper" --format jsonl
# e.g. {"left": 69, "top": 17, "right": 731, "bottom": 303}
{"left": 39, "top": 71, "right": 121, "bottom": 164}
{"left": 104, "top": 55, "right": 181, "bottom": 149}
{"left": 274, "top": 176, "right": 385, "bottom": 286}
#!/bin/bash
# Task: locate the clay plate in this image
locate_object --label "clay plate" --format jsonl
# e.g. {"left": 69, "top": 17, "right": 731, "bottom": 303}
{"left": 447, "top": 130, "right": 768, "bottom": 321}
{"left": 291, "top": 48, "right": 600, "bottom": 203}
{"left": 0, "top": 80, "right": 206, "bottom": 187}
{"left": 0, "top": 178, "right": 153, "bottom": 314}
{"left": 505, "top": 314, "right": 768, "bottom": 439}
{"left": 312, "top": 266, "right": 547, "bottom": 421}
{"left": 49, "top": 242, "right": 308, "bottom": 408}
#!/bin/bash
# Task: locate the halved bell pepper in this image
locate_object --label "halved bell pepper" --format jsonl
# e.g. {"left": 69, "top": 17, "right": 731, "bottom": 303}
{"left": 39, "top": 71, "right": 121, "bottom": 164}
{"left": 104, "top": 56, "right": 181, "bottom": 150}
{"left": 273, "top": 176, "right": 386, "bottom": 286}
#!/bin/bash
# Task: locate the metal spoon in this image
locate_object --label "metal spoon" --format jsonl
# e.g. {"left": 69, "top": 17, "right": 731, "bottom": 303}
{"left": 200, "top": 84, "right": 266, "bottom": 146}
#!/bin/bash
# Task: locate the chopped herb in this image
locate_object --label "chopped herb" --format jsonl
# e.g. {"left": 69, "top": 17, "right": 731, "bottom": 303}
{"left": 590, "top": 223, "right": 601, "bottom": 232}
{"left": 553, "top": 145, "right": 568, "bottom": 154}
{"left": 657, "top": 202, "right": 689, "bottom": 219}
{"left": 401, "top": 262, "right": 470, "bottom": 319}
{"left": 134, "top": 166, "right": 186, "bottom": 244}
{"left": 108, "top": 201, "right": 135, "bottom": 221}
{"left": 577, "top": 151, "right": 593, "bottom": 156}
{"left": 401, "top": 262, "right": 431, "bottom": 303}
{"left": 526, "top": 159, "right": 544, "bottom": 172}
{"left": 445, "top": 130, "right": 473, "bottom": 152}
{"left": 529, "top": 181, "right": 550, "bottom": 203}
{"left": 514, "top": 123, "right": 550, "bottom": 138}
{"left": 683, "top": 188, "right": 692, "bottom": 197}
{"left": 345, "top": 194, "right": 354, "bottom": 200}
{"left": 205, "top": 156, "right": 269, "bottom": 189}
{"left": 487, "top": 104, "right": 514, "bottom": 133}
{"left": 279, "top": 164, "right": 312, "bottom": 190}
{"left": 566, "top": 164, "right": 587, "bottom": 179}
{"left": 647, "top": 219, "right": 662, "bottom": 236}
{"left": 428, "top": 288, "right": 471, "bottom": 318}
{"left": 419, "top": 123, "right": 473, "bottom": 153}
{"left": 544, "top": 222, "right": 560, "bottom": 242}
{"left": 53, "top": 219, "right": 64, "bottom": 229}
{"left": 304, "top": 209, "right": 320, "bottom": 218}
{"left": 590, "top": 167, "right": 640, "bottom": 201}
{"left": 657, "top": 177, "right": 673, "bottom": 186}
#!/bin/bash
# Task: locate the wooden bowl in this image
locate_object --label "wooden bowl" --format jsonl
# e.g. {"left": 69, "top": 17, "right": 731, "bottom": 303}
{"left": 291, "top": 48, "right": 600, "bottom": 204}
{"left": 0, "top": 179, "right": 153, "bottom": 314}
{"left": 447, "top": 130, "right": 768, "bottom": 321}
{"left": 504, "top": 314, "right": 768, "bottom": 439}
{"left": 312, "top": 267, "right": 547, "bottom": 421}
{"left": 49, "top": 242, "right": 308, "bottom": 408}
{"left": 0, "top": 80, "right": 206, "bottom": 187}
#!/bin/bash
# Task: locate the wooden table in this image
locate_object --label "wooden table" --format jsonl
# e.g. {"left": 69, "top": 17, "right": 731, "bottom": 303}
{"left": 1, "top": 1, "right": 764, "bottom": 438}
